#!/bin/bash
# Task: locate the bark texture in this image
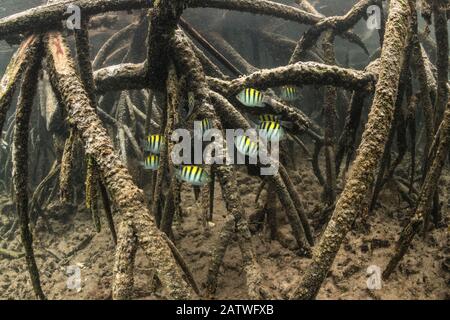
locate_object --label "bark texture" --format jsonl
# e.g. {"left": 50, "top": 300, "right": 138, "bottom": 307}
{"left": 0, "top": 35, "right": 39, "bottom": 134}
{"left": 291, "top": 0, "right": 411, "bottom": 299}
{"left": 12, "top": 37, "right": 45, "bottom": 300}
{"left": 45, "top": 31, "right": 194, "bottom": 299}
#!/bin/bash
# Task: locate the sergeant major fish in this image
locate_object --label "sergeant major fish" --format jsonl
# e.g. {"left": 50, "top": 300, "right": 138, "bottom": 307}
{"left": 236, "top": 88, "right": 265, "bottom": 107}
{"left": 279, "top": 86, "right": 301, "bottom": 102}
{"left": 143, "top": 134, "right": 165, "bottom": 154}
{"left": 256, "top": 114, "right": 292, "bottom": 128}
{"left": 235, "top": 135, "right": 259, "bottom": 158}
{"left": 258, "top": 120, "right": 285, "bottom": 141}
{"left": 176, "top": 165, "right": 210, "bottom": 186}
{"left": 200, "top": 118, "right": 213, "bottom": 134}
{"left": 141, "top": 154, "right": 160, "bottom": 170}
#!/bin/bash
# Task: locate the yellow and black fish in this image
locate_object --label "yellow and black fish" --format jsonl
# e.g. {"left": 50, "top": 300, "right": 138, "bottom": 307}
{"left": 194, "top": 118, "right": 214, "bottom": 139}
{"left": 258, "top": 114, "right": 280, "bottom": 123}
{"left": 235, "top": 135, "right": 259, "bottom": 158}
{"left": 279, "top": 86, "right": 301, "bottom": 102}
{"left": 236, "top": 88, "right": 265, "bottom": 107}
{"left": 258, "top": 121, "right": 285, "bottom": 141}
{"left": 141, "top": 154, "right": 160, "bottom": 170}
{"left": 255, "top": 114, "right": 292, "bottom": 128}
{"left": 176, "top": 165, "right": 210, "bottom": 186}
{"left": 183, "top": 91, "right": 195, "bottom": 118}
{"left": 201, "top": 118, "right": 213, "bottom": 134}
{"left": 144, "top": 134, "right": 165, "bottom": 154}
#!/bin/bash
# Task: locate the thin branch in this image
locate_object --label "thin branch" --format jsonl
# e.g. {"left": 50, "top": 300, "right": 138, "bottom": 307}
{"left": 179, "top": 18, "right": 242, "bottom": 76}
{"left": 289, "top": 0, "right": 381, "bottom": 63}
{"left": 92, "top": 23, "right": 138, "bottom": 70}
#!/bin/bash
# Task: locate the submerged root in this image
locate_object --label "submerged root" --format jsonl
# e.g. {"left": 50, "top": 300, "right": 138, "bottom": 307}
{"left": 45, "top": 31, "right": 194, "bottom": 299}
{"left": 0, "top": 0, "right": 447, "bottom": 301}
{"left": 292, "top": 0, "right": 411, "bottom": 299}
{"left": 59, "top": 129, "right": 76, "bottom": 204}
{"left": 12, "top": 36, "right": 45, "bottom": 300}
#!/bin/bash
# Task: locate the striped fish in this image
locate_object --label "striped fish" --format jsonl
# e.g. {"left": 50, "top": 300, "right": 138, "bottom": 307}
{"left": 236, "top": 88, "right": 265, "bottom": 107}
{"left": 258, "top": 114, "right": 280, "bottom": 123}
{"left": 188, "top": 92, "right": 195, "bottom": 110}
{"left": 235, "top": 135, "right": 259, "bottom": 158}
{"left": 279, "top": 86, "right": 301, "bottom": 102}
{"left": 255, "top": 114, "right": 292, "bottom": 129}
{"left": 258, "top": 121, "right": 285, "bottom": 141}
{"left": 176, "top": 165, "right": 210, "bottom": 186}
{"left": 185, "top": 91, "right": 195, "bottom": 118}
{"left": 142, "top": 154, "right": 160, "bottom": 170}
{"left": 143, "top": 134, "right": 165, "bottom": 154}
{"left": 1, "top": 140, "right": 8, "bottom": 151}
{"left": 201, "top": 118, "right": 213, "bottom": 134}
